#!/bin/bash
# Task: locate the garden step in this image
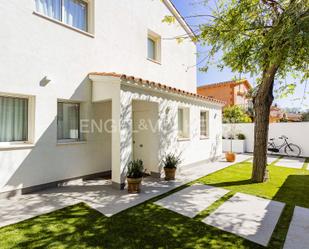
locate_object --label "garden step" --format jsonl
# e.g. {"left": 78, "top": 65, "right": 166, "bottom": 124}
{"left": 155, "top": 184, "right": 229, "bottom": 218}
{"left": 275, "top": 157, "right": 306, "bottom": 169}
{"left": 203, "top": 192, "right": 285, "bottom": 246}
{"left": 283, "top": 206, "right": 309, "bottom": 249}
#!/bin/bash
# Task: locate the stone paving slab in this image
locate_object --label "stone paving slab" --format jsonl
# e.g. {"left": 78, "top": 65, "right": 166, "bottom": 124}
{"left": 154, "top": 184, "right": 229, "bottom": 218}
{"left": 283, "top": 206, "right": 309, "bottom": 249}
{"left": 203, "top": 193, "right": 285, "bottom": 246}
{"left": 0, "top": 154, "right": 251, "bottom": 228}
{"left": 249, "top": 155, "right": 280, "bottom": 164}
{"left": 0, "top": 193, "right": 80, "bottom": 228}
{"left": 275, "top": 157, "right": 306, "bottom": 169}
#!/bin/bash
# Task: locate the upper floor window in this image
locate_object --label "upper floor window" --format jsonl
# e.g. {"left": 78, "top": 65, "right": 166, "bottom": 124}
{"left": 35, "top": 0, "right": 88, "bottom": 32}
{"left": 148, "top": 37, "right": 156, "bottom": 60}
{"left": 0, "top": 96, "right": 28, "bottom": 142}
{"left": 57, "top": 101, "right": 80, "bottom": 141}
{"left": 147, "top": 30, "right": 161, "bottom": 63}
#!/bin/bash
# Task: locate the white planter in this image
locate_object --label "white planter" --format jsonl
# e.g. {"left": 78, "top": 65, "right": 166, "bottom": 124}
{"left": 223, "top": 139, "right": 245, "bottom": 153}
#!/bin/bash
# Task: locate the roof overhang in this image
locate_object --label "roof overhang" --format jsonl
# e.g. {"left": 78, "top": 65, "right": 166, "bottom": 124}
{"left": 89, "top": 72, "right": 225, "bottom": 106}
{"left": 162, "top": 0, "right": 196, "bottom": 40}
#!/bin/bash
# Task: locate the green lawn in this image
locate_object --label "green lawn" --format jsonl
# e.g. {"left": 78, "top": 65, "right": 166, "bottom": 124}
{"left": 1, "top": 161, "right": 309, "bottom": 249}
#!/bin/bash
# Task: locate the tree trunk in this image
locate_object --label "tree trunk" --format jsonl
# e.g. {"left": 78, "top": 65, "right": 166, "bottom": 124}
{"left": 251, "top": 65, "right": 278, "bottom": 183}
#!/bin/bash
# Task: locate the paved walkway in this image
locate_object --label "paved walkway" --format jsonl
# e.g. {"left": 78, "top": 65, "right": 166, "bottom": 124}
{"left": 155, "top": 184, "right": 229, "bottom": 218}
{"left": 275, "top": 157, "right": 306, "bottom": 169}
{"left": 0, "top": 154, "right": 251, "bottom": 228}
{"left": 203, "top": 193, "right": 285, "bottom": 246}
{"left": 284, "top": 206, "right": 309, "bottom": 249}
{"left": 249, "top": 155, "right": 279, "bottom": 164}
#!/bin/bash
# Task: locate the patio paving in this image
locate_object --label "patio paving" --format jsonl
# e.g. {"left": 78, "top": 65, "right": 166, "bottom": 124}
{"left": 0, "top": 154, "right": 251, "bottom": 228}
{"left": 248, "top": 155, "right": 280, "bottom": 164}
{"left": 275, "top": 157, "right": 306, "bottom": 169}
{"left": 154, "top": 184, "right": 229, "bottom": 218}
{"left": 283, "top": 206, "right": 309, "bottom": 249}
{"left": 203, "top": 193, "right": 285, "bottom": 246}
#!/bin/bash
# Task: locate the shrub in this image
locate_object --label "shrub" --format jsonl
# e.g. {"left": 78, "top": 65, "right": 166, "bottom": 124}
{"left": 223, "top": 105, "right": 252, "bottom": 123}
{"left": 127, "top": 159, "right": 144, "bottom": 178}
{"left": 237, "top": 133, "right": 246, "bottom": 140}
{"left": 162, "top": 153, "right": 182, "bottom": 169}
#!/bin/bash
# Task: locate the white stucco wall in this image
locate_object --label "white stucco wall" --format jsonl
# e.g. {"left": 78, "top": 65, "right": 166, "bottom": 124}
{"left": 0, "top": 0, "right": 197, "bottom": 193}
{"left": 0, "top": 96, "right": 113, "bottom": 194}
{"left": 119, "top": 84, "right": 222, "bottom": 183}
{"left": 0, "top": 0, "right": 196, "bottom": 92}
{"left": 223, "top": 123, "right": 309, "bottom": 157}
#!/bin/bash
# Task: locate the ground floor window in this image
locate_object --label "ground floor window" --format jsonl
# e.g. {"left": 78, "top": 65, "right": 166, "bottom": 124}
{"left": 178, "top": 107, "right": 190, "bottom": 139}
{"left": 57, "top": 101, "right": 80, "bottom": 141}
{"left": 0, "top": 96, "right": 28, "bottom": 142}
{"left": 200, "top": 111, "right": 209, "bottom": 138}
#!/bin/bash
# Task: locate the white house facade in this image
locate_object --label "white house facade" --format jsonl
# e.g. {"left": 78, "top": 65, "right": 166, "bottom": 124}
{"left": 0, "top": 0, "right": 223, "bottom": 196}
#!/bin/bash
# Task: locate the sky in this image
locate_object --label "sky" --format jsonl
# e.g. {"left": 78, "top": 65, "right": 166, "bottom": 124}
{"left": 170, "top": 0, "right": 308, "bottom": 110}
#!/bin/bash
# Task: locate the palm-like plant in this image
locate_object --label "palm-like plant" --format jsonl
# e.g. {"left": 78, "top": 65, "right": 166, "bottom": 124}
{"left": 127, "top": 159, "right": 144, "bottom": 178}
{"left": 162, "top": 153, "right": 182, "bottom": 169}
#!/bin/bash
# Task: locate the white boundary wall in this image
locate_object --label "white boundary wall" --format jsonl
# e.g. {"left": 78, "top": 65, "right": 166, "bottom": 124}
{"left": 223, "top": 122, "right": 309, "bottom": 157}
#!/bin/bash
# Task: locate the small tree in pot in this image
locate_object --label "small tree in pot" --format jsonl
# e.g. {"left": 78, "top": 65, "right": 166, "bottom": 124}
{"left": 225, "top": 124, "right": 237, "bottom": 162}
{"left": 223, "top": 106, "right": 249, "bottom": 162}
{"left": 127, "top": 159, "right": 144, "bottom": 193}
{"left": 162, "top": 153, "right": 182, "bottom": 181}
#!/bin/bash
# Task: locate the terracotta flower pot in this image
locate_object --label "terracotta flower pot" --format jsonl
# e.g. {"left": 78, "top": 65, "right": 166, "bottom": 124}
{"left": 225, "top": 152, "right": 236, "bottom": 162}
{"left": 127, "top": 177, "right": 142, "bottom": 193}
{"left": 164, "top": 167, "right": 176, "bottom": 180}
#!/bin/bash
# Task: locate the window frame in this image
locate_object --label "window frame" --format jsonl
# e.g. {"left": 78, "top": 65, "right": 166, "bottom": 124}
{"left": 200, "top": 110, "right": 209, "bottom": 139}
{"left": 147, "top": 30, "right": 161, "bottom": 63}
{"left": 177, "top": 107, "right": 190, "bottom": 140}
{"left": 34, "top": 0, "right": 93, "bottom": 35}
{"left": 147, "top": 37, "right": 156, "bottom": 61}
{"left": 63, "top": 0, "right": 89, "bottom": 32}
{"left": 0, "top": 93, "right": 35, "bottom": 147}
{"left": 57, "top": 100, "right": 81, "bottom": 143}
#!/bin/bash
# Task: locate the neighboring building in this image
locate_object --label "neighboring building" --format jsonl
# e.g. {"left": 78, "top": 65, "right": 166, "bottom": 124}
{"left": 282, "top": 112, "right": 303, "bottom": 122}
{"left": 197, "top": 80, "right": 301, "bottom": 123}
{"left": 0, "top": 0, "right": 224, "bottom": 196}
{"left": 269, "top": 105, "right": 285, "bottom": 123}
{"left": 197, "top": 79, "right": 252, "bottom": 109}
{"left": 269, "top": 106, "right": 303, "bottom": 123}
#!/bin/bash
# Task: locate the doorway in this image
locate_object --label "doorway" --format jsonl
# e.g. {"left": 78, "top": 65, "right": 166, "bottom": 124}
{"left": 132, "top": 100, "right": 159, "bottom": 175}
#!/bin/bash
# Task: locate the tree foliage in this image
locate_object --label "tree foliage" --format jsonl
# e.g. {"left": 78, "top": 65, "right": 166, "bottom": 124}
{"left": 164, "top": 0, "right": 309, "bottom": 85}
{"left": 164, "top": 0, "right": 308, "bottom": 182}
{"left": 302, "top": 111, "right": 309, "bottom": 121}
{"left": 223, "top": 105, "right": 252, "bottom": 123}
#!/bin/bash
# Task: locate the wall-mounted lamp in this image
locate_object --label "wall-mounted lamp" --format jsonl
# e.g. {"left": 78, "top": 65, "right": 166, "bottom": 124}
{"left": 40, "top": 76, "right": 51, "bottom": 87}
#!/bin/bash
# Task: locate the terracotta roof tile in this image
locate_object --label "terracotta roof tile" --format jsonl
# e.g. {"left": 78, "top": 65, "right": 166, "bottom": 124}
{"left": 197, "top": 79, "right": 252, "bottom": 90}
{"left": 89, "top": 72, "right": 225, "bottom": 105}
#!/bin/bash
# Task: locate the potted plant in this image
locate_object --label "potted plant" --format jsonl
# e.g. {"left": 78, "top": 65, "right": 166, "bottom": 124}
{"left": 162, "top": 153, "right": 182, "bottom": 180}
{"left": 126, "top": 159, "right": 144, "bottom": 193}
{"left": 223, "top": 106, "right": 251, "bottom": 161}
{"left": 237, "top": 133, "right": 246, "bottom": 140}
{"left": 225, "top": 124, "right": 236, "bottom": 162}
{"left": 225, "top": 141, "right": 236, "bottom": 162}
